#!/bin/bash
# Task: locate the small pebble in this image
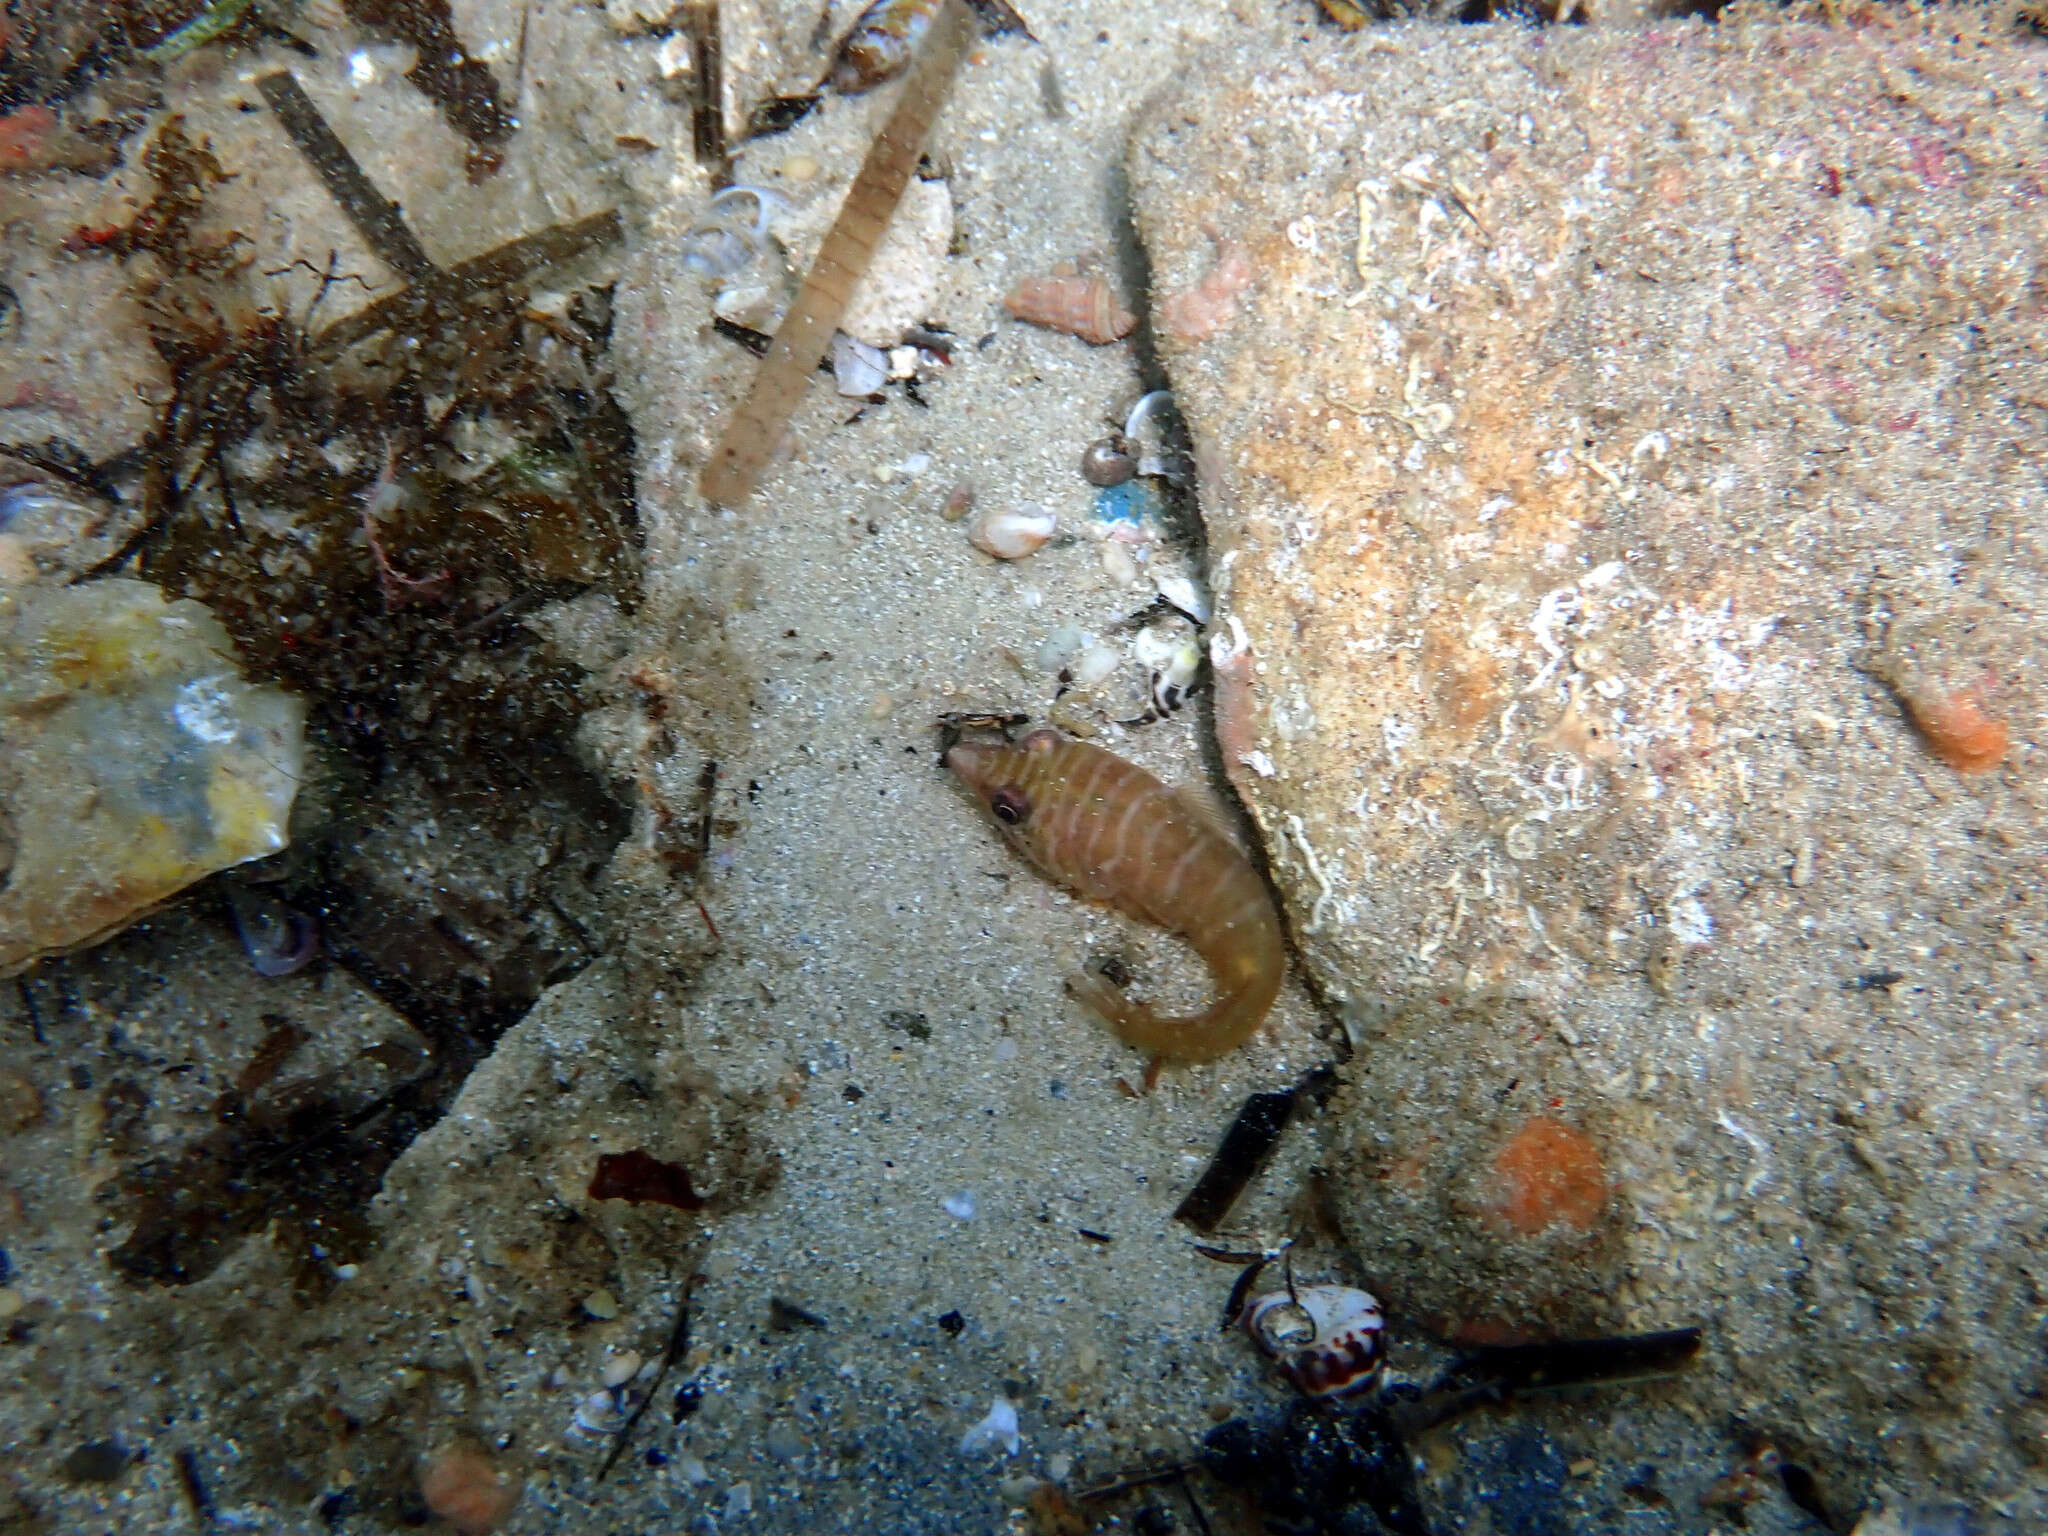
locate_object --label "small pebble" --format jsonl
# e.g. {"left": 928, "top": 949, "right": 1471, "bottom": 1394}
{"left": 678, "top": 1453, "right": 711, "bottom": 1485}
{"left": 582, "top": 1288, "right": 621, "bottom": 1320}
{"left": 781, "top": 153, "right": 818, "bottom": 181}
{"left": 1037, "top": 624, "right": 1085, "bottom": 672}
{"left": 1070, "top": 644, "right": 1118, "bottom": 690}
{"left": 723, "top": 1482, "right": 754, "bottom": 1517}
{"left": 0, "top": 1287, "right": 22, "bottom": 1320}
{"left": 940, "top": 482, "right": 975, "bottom": 522}
{"left": 1099, "top": 541, "right": 1139, "bottom": 587}
{"left": 0, "top": 533, "right": 36, "bottom": 584}
{"left": 59, "top": 1440, "right": 135, "bottom": 1485}
{"left": 1569, "top": 1457, "right": 1598, "bottom": 1477}
{"left": 942, "top": 1191, "right": 977, "bottom": 1220}
{"left": 765, "top": 1421, "right": 807, "bottom": 1461}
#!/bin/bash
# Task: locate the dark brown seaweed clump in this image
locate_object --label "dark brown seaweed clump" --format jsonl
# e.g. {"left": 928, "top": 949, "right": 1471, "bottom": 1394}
{"left": 53, "top": 108, "right": 650, "bottom": 1289}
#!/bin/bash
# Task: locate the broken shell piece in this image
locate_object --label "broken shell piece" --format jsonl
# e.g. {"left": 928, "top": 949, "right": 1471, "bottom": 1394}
{"left": 0, "top": 579, "right": 306, "bottom": 976}
{"left": 1155, "top": 571, "right": 1210, "bottom": 624}
{"left": 1004, "top": 275, "right": 1136, "bottom": 346}
{"left": 967, "top": 504, "right": 1056, "bottom": 560}
{"left": 1239, "top": 1284, "right": 1387, "bottom": 1398}
{"left": 958, "top": 1397, "right": 1021, "bottom": 1456}
{"left": 832, "top": 332, "right": 891, "bottom": 396}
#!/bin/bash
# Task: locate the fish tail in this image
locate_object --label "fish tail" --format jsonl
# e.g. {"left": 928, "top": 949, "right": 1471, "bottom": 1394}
{"left": 1066, "top": 967, "right": 1278, "bottom": 1064}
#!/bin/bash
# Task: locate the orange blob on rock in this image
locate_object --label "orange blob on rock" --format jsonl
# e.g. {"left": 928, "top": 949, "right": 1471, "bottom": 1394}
{"left": 1484, "top": 1116, "right": 1609, "bottom": 1237}
{"left": 420, "top": 1445, "right": 519, "bottom": 1535}
{"left": 1903, "top": 687, "right": 2009, "bottom": 775}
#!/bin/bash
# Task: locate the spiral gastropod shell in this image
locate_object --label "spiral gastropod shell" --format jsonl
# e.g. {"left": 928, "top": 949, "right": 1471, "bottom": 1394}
{"left": 1238, "top": 1284, "right": 1386, "bottom": 1399}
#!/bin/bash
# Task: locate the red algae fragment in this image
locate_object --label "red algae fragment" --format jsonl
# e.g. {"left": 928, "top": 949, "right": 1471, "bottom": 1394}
{"left": 1485, "top": 1116, "right": 1608, "bottom": 1237}
{"left": 588, "top": 1148, "right": 705, "bottom": 1211}
{"left": 420, "top": 1445, "right": 518, "bottom": 1535}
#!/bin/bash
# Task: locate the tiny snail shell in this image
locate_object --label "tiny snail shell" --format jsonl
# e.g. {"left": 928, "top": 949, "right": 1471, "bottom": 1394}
{"left": 1081, "top": 435, "right": 1136, "bottom": 487}
{"left": 967, "top": 503, "right": 1056, "bottom": 560}
{"left": 1003, "top": 275, "right": 1136, "bottom": 347}
{"left": 1239, "top": 1284, "right": 1386, "bottom": 1399}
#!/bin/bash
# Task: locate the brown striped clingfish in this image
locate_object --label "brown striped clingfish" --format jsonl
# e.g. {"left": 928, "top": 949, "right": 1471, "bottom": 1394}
{"left": 944, "top": 728, "right": 1284, "bottom": 1062}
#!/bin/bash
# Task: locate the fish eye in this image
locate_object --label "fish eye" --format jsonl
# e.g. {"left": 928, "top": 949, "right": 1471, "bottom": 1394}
{"left": 991, "top": 788, "right": 1030, "bottom": 825}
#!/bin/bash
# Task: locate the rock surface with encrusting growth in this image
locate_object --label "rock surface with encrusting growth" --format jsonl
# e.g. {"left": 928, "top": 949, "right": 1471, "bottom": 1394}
{"left": 1133, "top": 5, "right": 2046, "bottom": 1510}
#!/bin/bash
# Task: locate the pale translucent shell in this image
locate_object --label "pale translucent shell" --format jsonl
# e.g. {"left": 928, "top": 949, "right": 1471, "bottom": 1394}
{"left": 967, "top": 504, "right": 1056, "bottom": 560}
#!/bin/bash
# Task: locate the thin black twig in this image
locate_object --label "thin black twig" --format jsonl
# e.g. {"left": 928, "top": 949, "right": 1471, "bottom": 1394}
{"left": 597, "top": 1273, "right": 700, "bottom": 1481}
{"left": 255, "top": 71, "right": 451, "bottom": 293}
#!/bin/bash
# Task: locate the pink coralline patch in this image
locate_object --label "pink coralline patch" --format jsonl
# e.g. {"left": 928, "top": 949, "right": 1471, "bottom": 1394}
{"left": 0, "top": 106, "right": 54, "bottom": 173}
{"left": 0, "top": 381, "right": 81, "bottom": 415}
{"left": 1483, "top": 1116, "right": 1609, "bottom": 1237}
{"left": 1909, "top": 136, "right": 1967, "bottom": 189}
{"left": 420, "top": 1446, "right": 519, "bottom": 1535}
{"left": 1160, "top": 240, "right": 1252, "bottom": 344}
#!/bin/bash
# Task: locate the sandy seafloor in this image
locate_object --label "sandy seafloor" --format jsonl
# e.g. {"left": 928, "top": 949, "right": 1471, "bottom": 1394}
{"left": 0, "top": 0, "right": 2015, "bottom": 1532}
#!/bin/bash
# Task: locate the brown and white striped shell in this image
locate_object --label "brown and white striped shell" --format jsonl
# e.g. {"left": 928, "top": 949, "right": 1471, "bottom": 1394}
{"left": 1003, "top": 275, "right": 1136, "bottom": 346}
{"left": 1239, "top": 1284, "right": 1387, "bottom": 1399}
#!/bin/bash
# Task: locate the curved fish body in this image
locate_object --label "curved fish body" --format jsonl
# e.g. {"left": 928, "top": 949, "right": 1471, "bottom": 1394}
{"left": 944, "top": 728, "right": 1284, "bottom": 1062}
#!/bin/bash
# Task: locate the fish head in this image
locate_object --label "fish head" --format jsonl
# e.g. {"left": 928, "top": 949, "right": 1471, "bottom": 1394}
{"left": 943, "top": 728, "right": 1062, "bottom": 857}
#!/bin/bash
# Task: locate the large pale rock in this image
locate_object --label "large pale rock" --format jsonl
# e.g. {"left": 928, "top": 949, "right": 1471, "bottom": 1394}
{"left": 0, "top": 578, "right": 306, "bottom": 974}
{"left": 1134, "top": 8, "right": 2046, "bottom": 1505}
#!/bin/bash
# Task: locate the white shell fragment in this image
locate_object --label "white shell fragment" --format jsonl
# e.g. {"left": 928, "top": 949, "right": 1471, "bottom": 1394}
{"left": 1154, "top": 571, "right": 1211, "bottom": 624}
{"left": 0, "top": 578, "right": 306, "bottom": 976}
{"left": 966, "top": 504, "right": 1056, "bottom": 560}
{"left": 1239, "top": 1284, "right": 1387, "bottom": 1398}
{"left": 831, "top": 332, "right": 891, "bottom": 396}
{"left": 958, "top": 1397, "right": 1021, "bottom": 1457}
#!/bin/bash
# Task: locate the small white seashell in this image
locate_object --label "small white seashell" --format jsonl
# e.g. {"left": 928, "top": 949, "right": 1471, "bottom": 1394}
{"left": 571, "top": 1389, "right": 625, "bottom": 1436}
{"left": 677, "top": 1454, "right": 711, "bottom": 1486}
{"left": 601, "top": 1351, "right": 643, "bottom": 1389}
{"left": 942, "top": 1190, "right": 977, "bottom": 1219}
{"left": 958, "top": 1397, "right": 1021, "bottom": 1456}
{"left": 967, "top": 504, "right": 1056, "bottom": 560}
